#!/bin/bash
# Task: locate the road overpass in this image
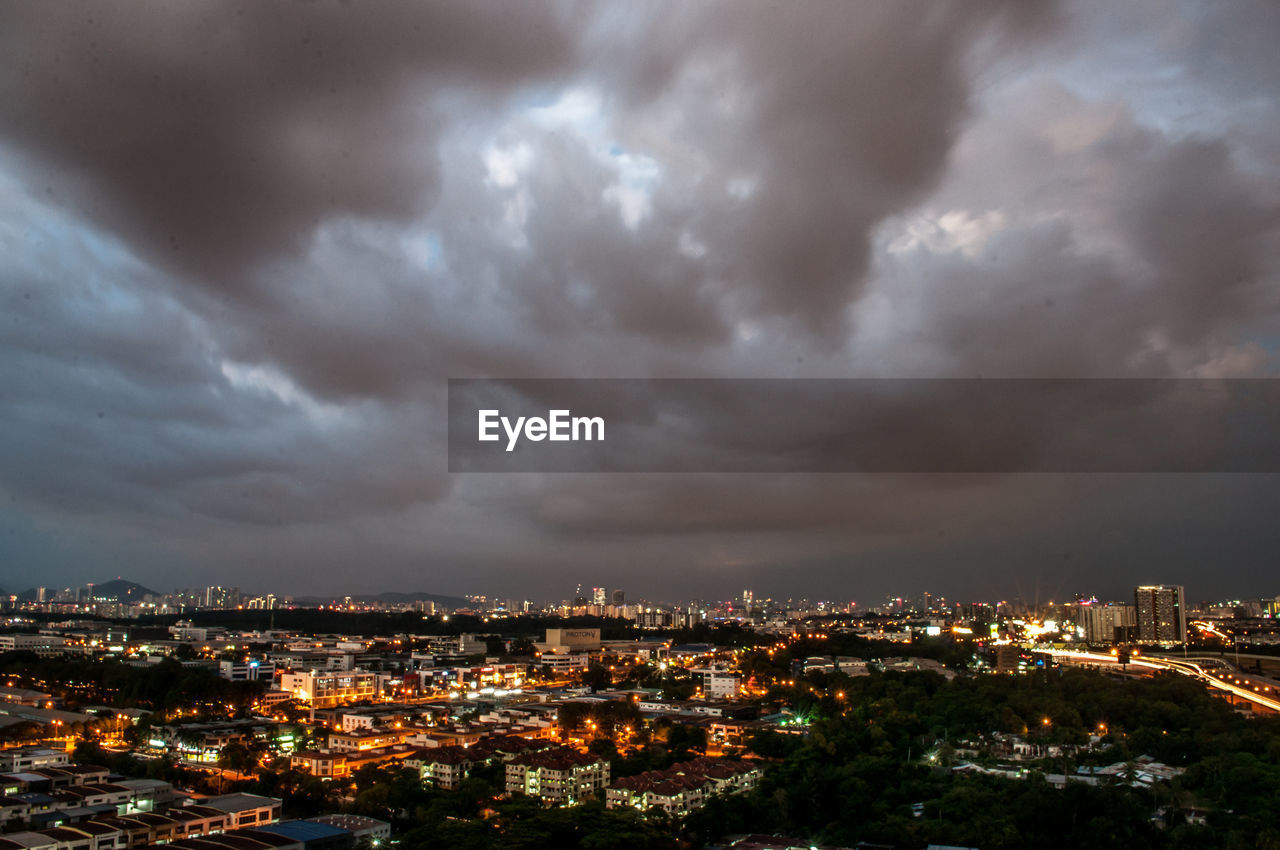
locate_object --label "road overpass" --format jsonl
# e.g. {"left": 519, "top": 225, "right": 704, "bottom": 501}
{"left": 1036, "top": 647, "right": 1280, "bottom": 713}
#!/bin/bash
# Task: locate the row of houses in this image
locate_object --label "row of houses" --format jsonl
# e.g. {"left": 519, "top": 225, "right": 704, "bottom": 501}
{"left": 0, "top": 779, "right": 173, "bottom": 830}
{"left": 416, "top": 743, "right": 758, "bottom": 813}
{"left": 287, "top": 703, "right": 561, "bottom": 779}
{"left": 0, "top": 752, "right": 70, "bottom": 776}
{"left": 0, "top": 793, "right": 280, "bottom": 849}
{"left": 1, "top": 766, "right": 113, "bottom": 795}
{"left": 291, "top": 732, "right": 562, "bottom": 784}
{"left": 0, "top": 812, "right": 387, "bottom": 850}
{"left": 418, "top": 737, "right": 560, "bottom": 790}
{"left": 606, "top": 758, "right": 762, "bottom": 815}
{"left": 0, "top": 758, "right": 175, "bottom": 834}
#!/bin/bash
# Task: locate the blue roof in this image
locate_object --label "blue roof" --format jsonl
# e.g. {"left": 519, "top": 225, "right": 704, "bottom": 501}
{"left": 14, "top": 792, "right": 56, "bottom": 803}
{"left": 257, "top": 820, "right": 350, "bottom": 841}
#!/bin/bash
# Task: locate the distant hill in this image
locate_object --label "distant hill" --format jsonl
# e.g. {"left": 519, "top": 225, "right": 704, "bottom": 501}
{"left": 11, "top": 581, "right": 467, "bottom": 609}
{"left": 91, "top": 579, "right": 158, "bottom": 601}
{"left": 14, "top": 578, "right": 157, "bottom": 602}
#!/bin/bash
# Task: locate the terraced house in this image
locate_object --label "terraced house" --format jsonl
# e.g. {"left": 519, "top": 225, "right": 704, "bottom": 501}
{"left": 606, "top": 758, "right": 762, "bottom": 815}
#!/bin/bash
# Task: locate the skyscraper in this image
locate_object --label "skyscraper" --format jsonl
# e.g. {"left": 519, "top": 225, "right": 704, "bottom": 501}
{"left": 1134, "top": 585, "right": 1186, "bottom": 644}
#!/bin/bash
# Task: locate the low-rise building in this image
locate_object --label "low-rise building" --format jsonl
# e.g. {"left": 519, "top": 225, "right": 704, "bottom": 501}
{"left": 217, "top": 660, "right": 277, "bottom": 682}
{"left": 690, "top": 667, "right": 741, "bottom": 699}
{"left": 197, "top": 792, "right": 282, "bottom": 831}
{"left": 290, "top": 745, "right": 423, "bottom": 780}
{"left": 538, "top": 653, "right": 590, "bottom": 674}
{"left": 306, "top": 813, "right": 391, "bottom": 844}
{"left": 325, "top": 728, "right": 408, "bottom": 753}
{"left": 278, "top": 671, "right": 383, "bottom": 708}
{"left": 0, "top": 689, "right": 55, "bottom": 709}
{"left": 0, "top": 750, "right": 69, "bottom": 774}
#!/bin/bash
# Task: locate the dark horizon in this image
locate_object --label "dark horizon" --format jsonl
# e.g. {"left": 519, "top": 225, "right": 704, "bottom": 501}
{"left": 9, "top": 574, "right": 1275, "bottom": 614}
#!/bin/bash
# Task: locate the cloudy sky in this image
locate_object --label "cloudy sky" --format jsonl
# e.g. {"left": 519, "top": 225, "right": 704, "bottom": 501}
{"left": 1, "top": 1, "right": 1278, "bottom": 604}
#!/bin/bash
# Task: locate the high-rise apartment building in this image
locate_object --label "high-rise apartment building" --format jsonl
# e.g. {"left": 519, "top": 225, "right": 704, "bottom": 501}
{"left": 1077, "top": 602, "right": 1137, "bottom": 644}
{"left": 1134, "top": 585, "right": 1186, "bottom": 644}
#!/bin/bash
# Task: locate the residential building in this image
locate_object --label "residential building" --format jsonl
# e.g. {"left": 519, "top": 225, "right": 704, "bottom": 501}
{"left": 1135, "top": 585, "right": 1187, "bottom": 644}
{"left": 505, "top": 748, "right": 609, "bottom": 805}
{"left": 416, "top": 747, "right": 480, "bottom": 791}
{"left": 606, "top": 758, "right": 762, "bottom": 815}
{"left": 1077, "top": 603, "right": 1137, "bottom": 644}
{"left": 691, "top": 666, "right": 741, "bottom": 699}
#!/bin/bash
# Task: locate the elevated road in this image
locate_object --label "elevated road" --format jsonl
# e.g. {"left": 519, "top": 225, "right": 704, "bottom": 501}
{"left": 1037, "top": 648, "right": 1280, "bottom": 713}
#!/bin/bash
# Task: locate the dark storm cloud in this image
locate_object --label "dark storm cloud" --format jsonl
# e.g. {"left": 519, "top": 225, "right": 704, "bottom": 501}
{"left": 0, "top": 188, "right": 449, "bottom": 530}
{"left": 586, "top": 0, "right": 1060, "bottom": 341}
{"left": 1, "top": 1, "right": 1279, "bottom": 600}
{"left": 0, "top": 0, "right": 575, "bottom": 292}
{"left": 868, "top": 81, "right": 1280, "bottom": 380}
{"left": 223, "top": 0, "right": 1066, "bottom": 402}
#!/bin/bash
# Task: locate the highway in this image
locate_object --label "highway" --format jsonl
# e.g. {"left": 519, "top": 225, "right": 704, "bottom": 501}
{"left": 1037, "top": 648, "right": 1280, "bottom": 713}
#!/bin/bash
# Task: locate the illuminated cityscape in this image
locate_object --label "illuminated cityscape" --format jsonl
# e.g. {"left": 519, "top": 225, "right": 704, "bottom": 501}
{"left": 0, "top": 579, "right": 1278, "bottom": 848}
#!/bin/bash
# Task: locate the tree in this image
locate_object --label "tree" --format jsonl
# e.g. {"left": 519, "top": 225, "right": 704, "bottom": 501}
{"left": 579, "top": 663, "right": 612, "bottom": 692}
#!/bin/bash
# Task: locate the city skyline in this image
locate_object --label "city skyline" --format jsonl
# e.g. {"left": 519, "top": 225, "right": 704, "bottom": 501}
{"left": 8, "top": 575, "right": 1277, "bottom": 619}
{"left": 2, "top": 2, "right": 1280, "bottom": 600}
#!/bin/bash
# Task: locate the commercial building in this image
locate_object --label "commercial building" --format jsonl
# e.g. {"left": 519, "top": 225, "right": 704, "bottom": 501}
{"left": 218, "top": 660, "right": 277, "bottom": 682}
{"left": 536, "top": 628, "right": 602, "bottom": 654}
{"left": 0, "top": 635, "right": 65, "bottom": 654}
{"left": 199, "top": 793, "right": 283, "bottom": 830}
{"left": 253, "top": 819, "right": 353, "bottom": 849}
{"left": 278, "top": 671, "right": 383, "bottom": 707}
{"left": 0, "top": 749, "right": 70, "bottom": 773}
{"left": 539, "top": 653, "right": 590, "bottom": 674}
{"left": 307, "top": 814, "right": 391, "bottom": 844}
{"left": 0, "top": 688, "right": 55, "bottom": 708}
{"left": 148, "top": 719, "right": 279, "bottom": 762}
{"left": 415, "top": 663, "right": 524, "bottom": 693}
{"left": 325, "top": 728, "right": 409, "bottom": 753}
